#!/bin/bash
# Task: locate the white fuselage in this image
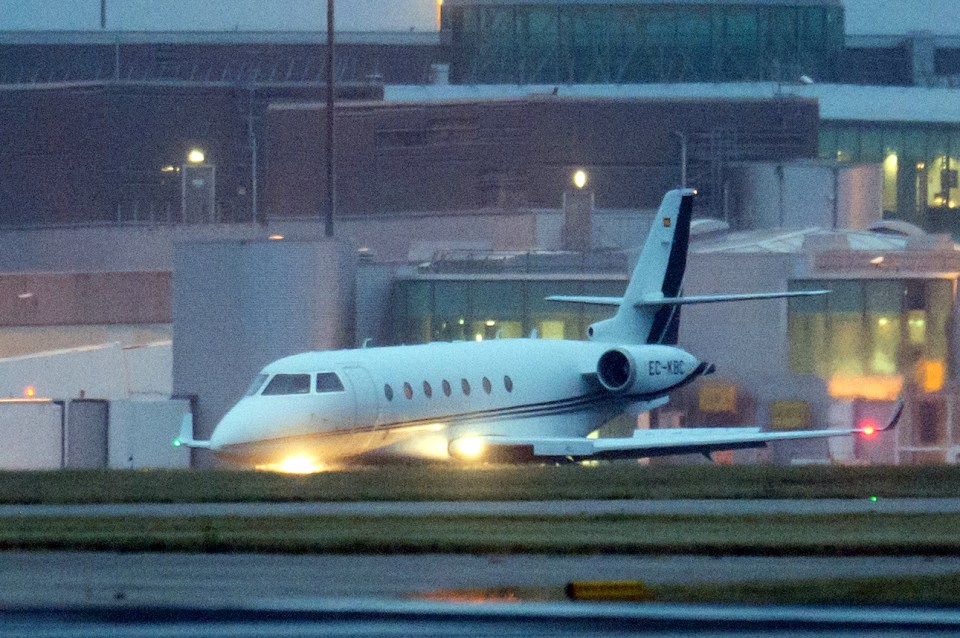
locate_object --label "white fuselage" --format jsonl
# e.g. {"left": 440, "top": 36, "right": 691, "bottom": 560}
{"left": 209, "top": 338, "right": 700, "bottom": 466}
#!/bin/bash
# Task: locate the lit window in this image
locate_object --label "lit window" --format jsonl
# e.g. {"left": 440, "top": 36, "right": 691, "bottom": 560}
{"left": 461, "top": 379, "right": 471, "bottom": 396}
{"left": 384, "top": 384, "right": 394, "bottom": 401}
{"left": 403, "top": 382, "right": 414, "bottom": 400}
{"left": 423, "top": 381, "right": 433, "bottom": 398}
{"left": 442, "top": 380, "right": 452, "bottom": 397}
{"left": 316, "top": 372, "right": 345, "bottom": 393}
{"left": 482, "top": 377, "right": 492, "bottom": 394}
{"left": 504, "top": 376, "right": 513, "bottom": 392}
{"left": 245, "top": 374, "right": 269, "bottom": 396}
{"left": 262, "top": 374, "right": 311, "bottom": 395}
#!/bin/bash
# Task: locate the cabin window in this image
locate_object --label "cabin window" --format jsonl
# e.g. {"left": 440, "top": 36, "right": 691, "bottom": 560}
{"left": 461, "top": 379, "right": 471, "bottom": 396}
{"left": 384, "top": 384, "right": 394, "bottom": 401}
{"left": 442, "top": 380, "right": 452, "bottom": 397}
{"left": 261, "top": 374, "right": 311, "bottom": 395}
{"left": 403, "top": 382, "right": 414, "bottom": 399}
{"left": 504, "top": 375, "right": 513, "bottom": 392}
{"left": 482, "top": 377, "right": 492, "bottom": 394}
{"left": 316, "top": 372, "right": 345, "bottom": 393}
{"left": 423, "top": 381, "right": 433, "bottom": 398}
{"left": 245, "top": 374, "right": 269, "bottom": 396}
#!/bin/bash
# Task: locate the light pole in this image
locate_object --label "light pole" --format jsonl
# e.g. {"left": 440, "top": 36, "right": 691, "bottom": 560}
{"left": 324, "top": 0, "right": 336, "bottom": 238}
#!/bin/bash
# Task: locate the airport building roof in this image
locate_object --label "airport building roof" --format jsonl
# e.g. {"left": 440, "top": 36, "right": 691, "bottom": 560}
{"left": 384, "top": 82, "right": 960, "bottom": 125}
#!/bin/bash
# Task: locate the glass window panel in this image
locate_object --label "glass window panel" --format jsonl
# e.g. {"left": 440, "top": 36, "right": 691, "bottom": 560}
{"left": 528, "top": 280, "right": 584, "bottom": 340}
{"left": 396, "top": 281, "right": 432, "bottom": 344}
{"left": 434, "top": 281, "right": 469, "bottom": 341}
{"left": 859, "top": 129, "right": 883, "bottom": 163}
{"left": 882, "top": 129, "right": 904, "bottom": 215}
{"left": 924, "top": 279, "right": 953, "bottom": 363}
{"left": 788, "top": 281, "right": 828, "bottom": 375}
{"left": 835, "top": 127, "right": 859, "bottom": 162}
{"left": 471, "top": 281, "right": 524, "bottom": 341}
{"left": 245, "top": 373, "right": 268, "bottom": 396}
{"left": 927, "top": 129, "right": 952, "bottom": 208}
{"left": 316, "top": 373, "right": 345, "bottom": 393}
{"left": 826, "top": 279, "right": 862, "bottom": 313}
{"left": 818, "top": 126, "right": 838, "bottom": 161}
{"left": 262, "top": 374, "right": 311, "bottom": 396}
{"left": 865, "top": 281, "right": 902, "bottom": 375}
{"left": 826, "top": 280, "right": 864, "bottom": 376}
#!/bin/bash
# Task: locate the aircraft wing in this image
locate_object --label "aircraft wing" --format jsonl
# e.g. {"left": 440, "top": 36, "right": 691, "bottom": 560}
{"left": 466, "top": 401, "right": 902, "bottom": 462}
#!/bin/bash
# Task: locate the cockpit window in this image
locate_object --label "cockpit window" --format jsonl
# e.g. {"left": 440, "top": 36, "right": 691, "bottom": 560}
{"left": 245, "top": 374, "right": 269, "bottom": 396}
{"left": 316, "top": 372, "right": 345, "bottom": 393}
{"left": 261, "top": 374, "right": 311, "bottom": 395}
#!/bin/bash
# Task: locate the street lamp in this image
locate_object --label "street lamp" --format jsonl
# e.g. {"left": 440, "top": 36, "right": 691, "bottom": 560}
{"left": 187, "top": 149, "right": 205, "bottom": 164}
{"left": 573, "top": 169, "right": 588, "bottom": 190}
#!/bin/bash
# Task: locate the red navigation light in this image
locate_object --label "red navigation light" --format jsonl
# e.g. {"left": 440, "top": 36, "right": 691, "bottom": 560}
{"left": 859, "top": 418, "right": 880, "bottom": 437}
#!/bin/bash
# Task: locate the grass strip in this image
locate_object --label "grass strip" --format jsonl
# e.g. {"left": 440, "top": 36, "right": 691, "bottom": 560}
{"left": 0, "top": 513, "right": 958, "bottom": 555}
{"left": 1, "top": 464, "right": 960, "bottom": 504}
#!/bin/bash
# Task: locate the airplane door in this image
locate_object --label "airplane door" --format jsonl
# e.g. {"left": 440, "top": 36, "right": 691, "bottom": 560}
{"left": 340, "top": 366, "right": 379, "bottom": 431}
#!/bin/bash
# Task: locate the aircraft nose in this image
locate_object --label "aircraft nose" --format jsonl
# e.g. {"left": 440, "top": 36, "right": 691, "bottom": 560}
{"left": 209, "top": 406, "right": 249, "bottom": 452}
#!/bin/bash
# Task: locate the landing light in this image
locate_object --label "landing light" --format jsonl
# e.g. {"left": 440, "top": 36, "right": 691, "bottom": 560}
{"left": 256, "top": 455, "right": 326, "bottom": 474}
{"left": 449, "top": 436, "right": 486, "bottom": 459}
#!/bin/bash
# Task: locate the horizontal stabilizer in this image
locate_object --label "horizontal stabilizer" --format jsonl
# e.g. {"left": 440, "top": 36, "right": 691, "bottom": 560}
{"left": 545, "top": 295, "right": 622, "bottom": 306}
{"left": 633, "top": 290, "right": 830, "bottom": 308}
{"left": 547, "top": 290, "right": 829, "bottom": 309}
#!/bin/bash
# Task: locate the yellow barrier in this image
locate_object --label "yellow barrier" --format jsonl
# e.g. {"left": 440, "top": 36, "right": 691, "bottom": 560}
{"left": 565, "top": 580, "right": 653, "bottom": 602}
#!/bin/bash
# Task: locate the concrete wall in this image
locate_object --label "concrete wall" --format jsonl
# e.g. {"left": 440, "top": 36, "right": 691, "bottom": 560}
{"left": 173, "top": 238, "right": 356, "bottom": 461}
{"left": 108, "top": 399, "right": 191, "bottom": 469}
{"left": 0, "top": 402, "right": 63, "bottom": 470}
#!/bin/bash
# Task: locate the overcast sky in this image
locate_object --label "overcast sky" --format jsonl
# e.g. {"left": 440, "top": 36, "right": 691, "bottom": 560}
{"left": 0, "top": 1, "right": 956, "bottom": 36}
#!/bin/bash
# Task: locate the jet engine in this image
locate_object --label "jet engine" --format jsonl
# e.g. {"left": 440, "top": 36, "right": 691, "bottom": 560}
{"left": 595, "top": 345, "right": 704, "bottom": 396}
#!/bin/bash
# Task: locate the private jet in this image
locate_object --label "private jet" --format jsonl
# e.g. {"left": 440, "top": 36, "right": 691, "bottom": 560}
{"left": 178, "top": 189, "right": 900, "bottom": 470}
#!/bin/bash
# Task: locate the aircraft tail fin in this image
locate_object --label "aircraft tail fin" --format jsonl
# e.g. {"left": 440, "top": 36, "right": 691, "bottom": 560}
{"left": 588, "top": 188, "right": 695, "bottom": 344}
{"left": 547, "top": 189, "right": 829, "bottom": 345}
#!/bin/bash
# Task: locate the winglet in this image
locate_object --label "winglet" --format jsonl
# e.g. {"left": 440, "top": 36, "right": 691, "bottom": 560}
{"left": 857, "top": 399, "right": 904, "bottom": 436}
{"left": 879, "top": 399, "right": 904, "bottom": 432}
{"left": 173, "top": 412, "right": 211, "bottom": 449}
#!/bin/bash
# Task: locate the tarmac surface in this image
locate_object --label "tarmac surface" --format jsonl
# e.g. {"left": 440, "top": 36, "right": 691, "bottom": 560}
{"left": 0, "top": 552, "right": 958, "bottom": 608}
{"left": 3, "top": 500, "right": 960, "bottom": 636}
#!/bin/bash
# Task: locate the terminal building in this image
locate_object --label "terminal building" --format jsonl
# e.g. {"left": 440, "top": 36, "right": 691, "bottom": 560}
{"left": 0, "top": 0, "right": 959, "bottom": 467}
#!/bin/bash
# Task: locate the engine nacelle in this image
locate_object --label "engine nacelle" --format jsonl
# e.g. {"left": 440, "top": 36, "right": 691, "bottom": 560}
{"left": 596, "top": 345, "right": 701, "bottom": 396}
